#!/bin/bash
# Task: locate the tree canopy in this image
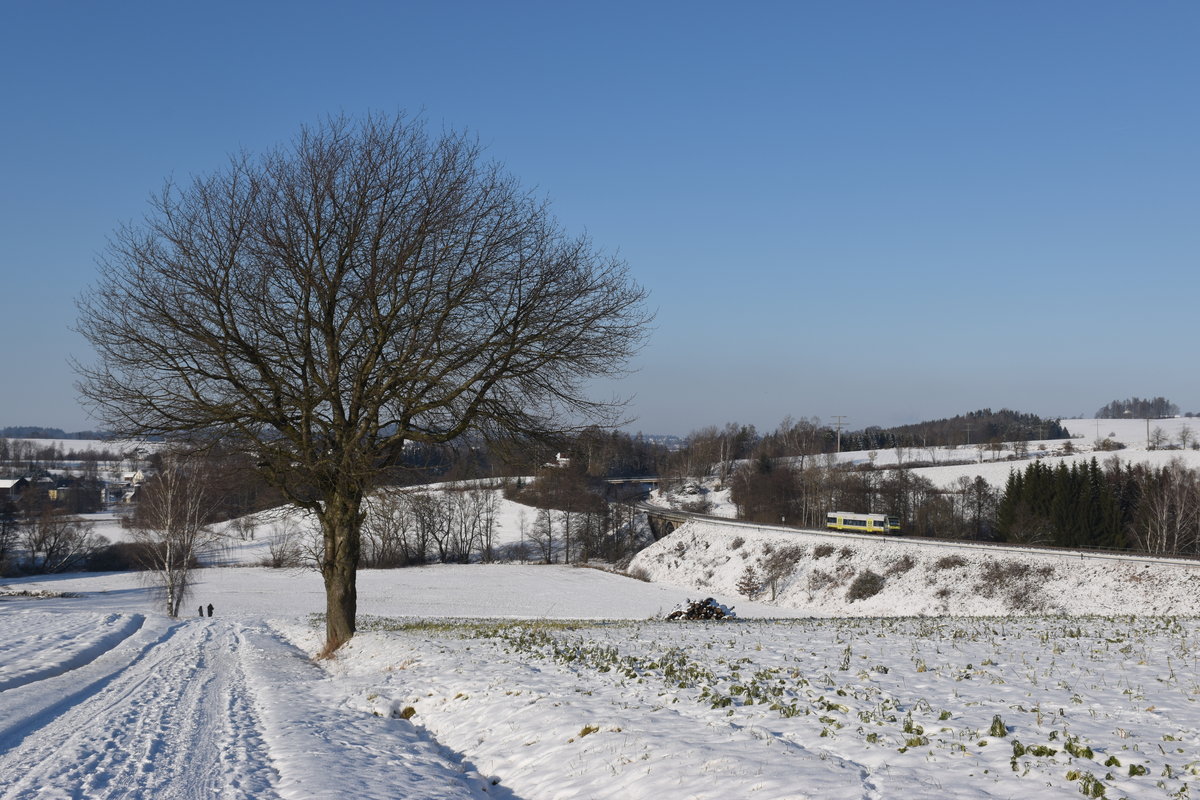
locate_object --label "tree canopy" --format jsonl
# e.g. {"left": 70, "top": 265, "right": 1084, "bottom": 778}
{"left": 76, "top": 113, "right": 650, "bottom": 647}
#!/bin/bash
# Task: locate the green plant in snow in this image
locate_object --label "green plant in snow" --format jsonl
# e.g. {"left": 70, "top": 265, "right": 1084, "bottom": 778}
{"left": 1065, "top": 735, "right": 1095, "bottom": 760}
{"left": 989, "top": 714, "right": 1007, "bottom": 737}
{"left": 1075, "top": 772, "right": 1106, "bottom": 797}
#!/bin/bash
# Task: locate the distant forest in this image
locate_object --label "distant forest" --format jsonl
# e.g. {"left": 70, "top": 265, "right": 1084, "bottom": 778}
{"left": 1095, "top": 397, "right": 1180, "bottom": 419}
{"left": 0, "top": 427, "right": 109, "bottom": 440}
{"left": 850, "top": 409, "right": 1068, "bottom": 451}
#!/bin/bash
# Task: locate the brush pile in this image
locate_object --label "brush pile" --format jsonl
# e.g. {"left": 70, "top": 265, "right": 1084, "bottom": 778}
{"left": 665, "top": 597, "right": 736, "bottom": 620}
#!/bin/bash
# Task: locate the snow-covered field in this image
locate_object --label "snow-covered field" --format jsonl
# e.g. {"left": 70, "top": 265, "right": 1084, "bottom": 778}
{"left": 892, "top": 417, "right": 1200, "bottom": 489}
{"left": 3, "top": 562, "right": 1200, "bottom": 799}
{"left": 4, "top": 421, "right": 1200, "bottom": 798}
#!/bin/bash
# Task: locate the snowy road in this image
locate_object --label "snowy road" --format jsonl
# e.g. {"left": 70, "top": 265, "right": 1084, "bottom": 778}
{"left": 0, "top": 612, "right": 503, "bottom": 800}
{"left": 0, "top": 618, "right": 280, "bottom": 799}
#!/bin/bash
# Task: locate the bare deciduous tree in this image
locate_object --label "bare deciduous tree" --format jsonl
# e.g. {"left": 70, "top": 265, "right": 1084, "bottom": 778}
{"left": 131, "top": 456, "right": 222, "bottom": 617}
{"left": 361, "top": 488, "right": 418, "bottom": 568}
{"left": 265, "top": 519, "right": 306, "bottom": 569}
{"left": 1130, "top": 460, "right": 1200, "bottom": 556}
{"left": 77, "top": 113, "right": 650, "bottom": 649}
{"left": 22, "top": 508, "right": 104, "bottom": 573}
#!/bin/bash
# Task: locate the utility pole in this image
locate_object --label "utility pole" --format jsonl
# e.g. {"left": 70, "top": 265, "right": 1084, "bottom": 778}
{"left": 832, "top": 415, "right": 847, "bottom": 453}
{"left": 964, "top": 422, "right": 973, "bottom": 446}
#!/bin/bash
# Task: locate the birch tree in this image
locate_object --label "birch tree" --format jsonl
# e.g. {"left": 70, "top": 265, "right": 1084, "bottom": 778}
{"left": 131, "top": 457, "right": 221, "bottom": 617}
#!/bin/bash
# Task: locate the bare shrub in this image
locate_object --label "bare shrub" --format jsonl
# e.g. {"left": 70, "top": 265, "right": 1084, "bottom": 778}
{"left": 813, "top": 544, "right": 835, "bottom": 559}
{"left": 808, "top": 569, "right": 836, "bottom": 591}
{"left": 935, "top": 554, "right": 967, "bottom": 570}
{"left": 847, "top": 570, "right": 885, "bottom": 602}
{"left": 625, "top": 565, "right": 651, "bottom": 582}
{"left": 730, "top": 536, "right": 745, "bottom": 550}
{"left": 760, "top": 544, "right": 806, "bottom": 600}
{"left": 264, "top": 521, "right": 306, "bottom": 568}
{"left": 761, "top": 545, "right": 805, "bottom": 577}
{"left": 885, "top": 554, "right": 915, "bottom": 576}
{"left": 976, "top": 560, "right": 1031, "bottom": 598}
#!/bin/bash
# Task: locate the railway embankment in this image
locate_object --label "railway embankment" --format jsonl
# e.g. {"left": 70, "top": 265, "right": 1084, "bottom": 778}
{"left": 628, "top": 520, "right": 1200, "bottom": 617}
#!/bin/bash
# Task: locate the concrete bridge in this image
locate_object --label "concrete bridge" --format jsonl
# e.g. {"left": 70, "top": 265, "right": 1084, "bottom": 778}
{"left": 634, "top": 501, "right": 690, "bottom": 540}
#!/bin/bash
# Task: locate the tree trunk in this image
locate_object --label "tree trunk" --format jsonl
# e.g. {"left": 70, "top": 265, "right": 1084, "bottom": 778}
{"left": 320, "top": 489, "right": 364, "bottom": 649}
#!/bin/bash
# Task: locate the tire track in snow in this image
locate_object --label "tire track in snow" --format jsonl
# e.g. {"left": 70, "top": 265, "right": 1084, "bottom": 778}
{"left": 0, "top": 612, "right": 145, "bottom": 692}
{"left": 0, "top": 620, "right": 281, "bottom": 800}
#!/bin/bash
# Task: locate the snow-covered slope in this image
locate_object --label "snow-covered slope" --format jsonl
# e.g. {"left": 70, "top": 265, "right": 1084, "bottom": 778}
{"left": 3, "top": 565, "right": 1200, "bottom": 799}
{"left": 629, "top": 520, "right": 1200, "bottom": 617}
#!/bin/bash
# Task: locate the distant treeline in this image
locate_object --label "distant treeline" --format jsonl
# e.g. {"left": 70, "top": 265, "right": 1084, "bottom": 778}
{"left": 849, "top": 409, "right": 1068, "bottom": 451}
{"left": 0, "top": 427, "right": 110, "bottom": 440}
{"left": 1095, "top": 397, "right": 1179, "bottom": 419}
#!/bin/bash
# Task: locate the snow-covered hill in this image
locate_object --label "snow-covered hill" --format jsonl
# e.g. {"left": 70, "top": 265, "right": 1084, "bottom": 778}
{"left": 866, "top": 417, "right": 1200, "bottom": 489}
{"left": 629, "top": 520, "right": 1200, "bottom": 617}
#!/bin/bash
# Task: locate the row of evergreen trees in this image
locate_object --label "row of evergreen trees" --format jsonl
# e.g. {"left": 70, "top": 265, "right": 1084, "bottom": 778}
{"left": 996, "top": 460, "right": 1128, "bottom": 549}
{"left": 996, "top": 457, "right": 1200, "bottom": 555}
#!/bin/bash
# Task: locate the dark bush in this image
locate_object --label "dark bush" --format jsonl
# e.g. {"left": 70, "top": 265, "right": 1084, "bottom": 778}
{"left": 847, "top": 570, "right": 885, "bottom": 602}
{"left": 87, "top": 542, "right": 158, "bottom": 572}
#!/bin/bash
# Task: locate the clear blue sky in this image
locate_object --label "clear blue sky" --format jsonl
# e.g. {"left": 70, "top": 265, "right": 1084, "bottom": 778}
{"left": 2, "top": 1, "right": 1197, "bottom": 437}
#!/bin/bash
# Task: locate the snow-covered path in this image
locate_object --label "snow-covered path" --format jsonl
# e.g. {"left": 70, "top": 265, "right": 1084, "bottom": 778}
{"left": 0, "top": 612, "right": 512, "bottom": 800}
{"left": 0, "top": 618, "right": 280, "bottom": 799}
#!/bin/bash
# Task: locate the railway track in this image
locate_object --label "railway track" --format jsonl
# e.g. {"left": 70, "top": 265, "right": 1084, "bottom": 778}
{"left": 634, "top": 501, "right": 1200, "bottom": 570}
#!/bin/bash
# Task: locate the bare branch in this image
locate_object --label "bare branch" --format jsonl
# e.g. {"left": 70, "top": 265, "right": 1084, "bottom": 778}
{"left": 76, "top": 112, "right": 650, "bottom": 647}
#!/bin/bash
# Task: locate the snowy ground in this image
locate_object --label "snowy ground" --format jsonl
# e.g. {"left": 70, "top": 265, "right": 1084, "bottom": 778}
{"left": 2, "top": 563, "right": 1199, "bottom": 799}
{"left": 5, "top": 422, "right": 1200, "bottom": 798}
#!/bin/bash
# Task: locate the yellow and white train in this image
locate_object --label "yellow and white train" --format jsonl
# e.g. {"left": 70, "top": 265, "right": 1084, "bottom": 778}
{"left": 825, "top": 511, "right": 901, "bottom": 535}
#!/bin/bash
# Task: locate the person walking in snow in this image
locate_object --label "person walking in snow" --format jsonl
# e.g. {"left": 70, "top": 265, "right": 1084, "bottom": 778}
{"left": 206, "top": 603, "right": 214, "bottom": 617}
